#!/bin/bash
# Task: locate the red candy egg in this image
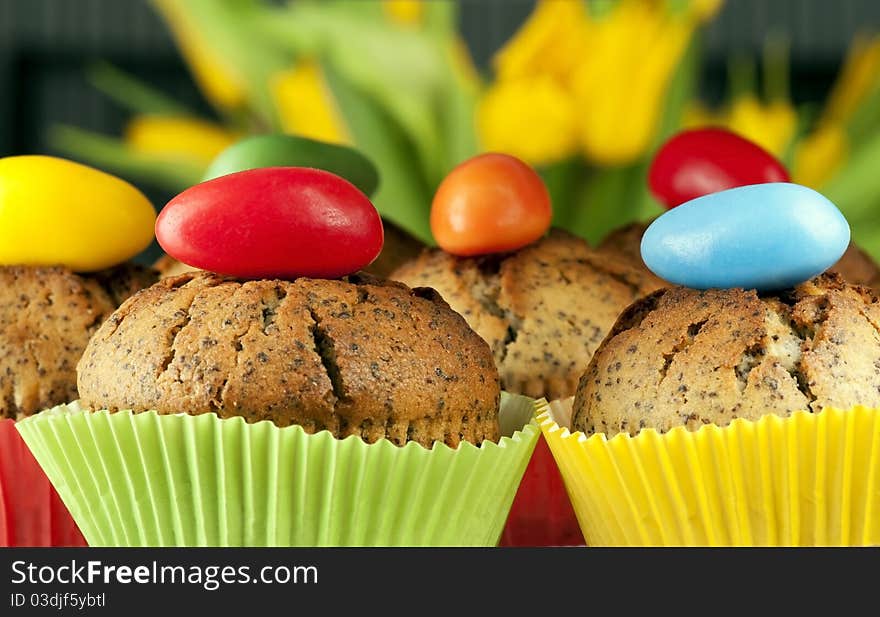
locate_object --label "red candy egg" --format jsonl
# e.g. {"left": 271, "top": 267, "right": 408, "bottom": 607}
{"left": 156, "top": 167, "right": 384, "bottom": 279}
{"left": 648, "top": 128, "right": 791, "bottom": 208}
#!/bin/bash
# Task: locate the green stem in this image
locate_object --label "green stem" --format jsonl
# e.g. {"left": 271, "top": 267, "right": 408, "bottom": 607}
{"left": 569, "top": 165, "right": 637, "bottom": 246}
{"left": 87, "top": 62, "right": 196, "bottom": 116}
{"left": 762, "top": 34, "right": 791, "bottom": 102}
{"left": 49, "top": 125, "right": 204, "bottom": 191}
{"left": 728, "top": 52, "right": 757, "bottom": 100}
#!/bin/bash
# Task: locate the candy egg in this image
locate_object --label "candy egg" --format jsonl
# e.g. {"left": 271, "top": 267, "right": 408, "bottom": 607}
{"left": 202, "top": 134, "right": 380, "bottom": 197}
{"left": 156, "top": 167, "right": 383, "bottom": 279}
{"left": 641, "top": 183, "right": 850, "bottom": 291}
{"left": 649, "top": 128, "right": 790, "bottom": 208}
{"left": 431, "top": 153, "right": 552, "bottom": 256}
{"left": 0, "top": 155, "right": 156, "bottom": 271}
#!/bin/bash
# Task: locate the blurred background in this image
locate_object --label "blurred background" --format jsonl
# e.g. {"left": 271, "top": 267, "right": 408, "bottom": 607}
{"left": 4, "top": 0, "right": 880, "bottom": 262}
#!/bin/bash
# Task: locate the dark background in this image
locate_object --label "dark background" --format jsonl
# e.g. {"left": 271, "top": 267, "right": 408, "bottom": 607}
{"left": 3, "top": 0, "right": 880, "bottom": 157}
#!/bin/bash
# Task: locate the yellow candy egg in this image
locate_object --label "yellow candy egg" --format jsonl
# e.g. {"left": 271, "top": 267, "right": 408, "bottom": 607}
{"left": 0, "top": 156, "right": 156, "bottom": 271}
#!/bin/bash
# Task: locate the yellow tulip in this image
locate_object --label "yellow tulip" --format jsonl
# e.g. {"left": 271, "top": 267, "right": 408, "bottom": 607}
{"left": 124, "top": 115, "right": 239, "bottom": 167}
{"left": 821, "top": 34, "right": 880, "bottom": 127}
{"left": 151, "top": 0, "right": 247, "bottom": 110}
{"left": 492, "top": 0, "right": 589, "bottom": 82}
{"left": 726, "top": 95, "right": 797, "bottom": 156}
{"left": 270, "top": 61, "right": 351, "bottom": 146}
{"left": 383, "top": 0, "right": 424, "bottom": 27}
{"left": 792, "top": 124, "right": 848, "bottom": 188}
{"left": 572, "top": 1, "right": 696, "bottom": 165}
{"left": 477, "top": 75, "right": 578, "bottom": 166}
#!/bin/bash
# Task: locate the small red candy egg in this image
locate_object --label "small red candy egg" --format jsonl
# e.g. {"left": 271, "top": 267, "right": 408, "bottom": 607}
{"left": 648, "top": 128, "right": 791, "bottom": 208}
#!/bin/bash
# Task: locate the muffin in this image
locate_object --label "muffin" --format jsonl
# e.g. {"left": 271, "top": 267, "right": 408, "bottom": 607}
{"left": 153, "top": 254, "right": 198, "bottom": 279}
{"left": 0, "top": 263, "right": 157, "bottom": 420}
{"left": 599, "top": 220, "right": 880, "bottom": 290}
{"left": 78, "top": 271, "right": 500, "bottom": 448}
{"left": 19, "top": 160, "right": 539, "bottom": 547}
{"left": 0, "top": 154, "right": 159, "bottom": 547}
{"left": 20, "top": 272, "right": 539, "bottom": 546}
{"left": 572, "top": 273, "right": 880, "bottom": 435}
{"left": 392, "top": 229, "right": 662, "bottom": 546}
{"left": 538, "top": 273, "right": 880, "bottom": 546}
{"left": 597, "top": 220, "right": 650, "bottom": 264}
{"left": 393, "top": 229, "right": 664, "bottom": 401}
{"left": 831, "top": 242, "right": 880, "bottom": 289}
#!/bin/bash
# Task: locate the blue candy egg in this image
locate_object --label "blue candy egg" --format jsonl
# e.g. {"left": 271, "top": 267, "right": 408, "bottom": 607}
{"left": 641, "top": 183, "right": 850, "bottom": 291}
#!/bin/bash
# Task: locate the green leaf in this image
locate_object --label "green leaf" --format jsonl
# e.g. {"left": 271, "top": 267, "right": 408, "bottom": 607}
{"left": 151, "top": 0, "right": 290, "bottom": 127}
{"left": 323, "top": 65, "right": 434, "bottom": 245}
{"left": 851, "top": 219, "right": 880, "bottom": 262}
{"left": 203, "top": 133, "right": 380, "bottom": 197}
{"left": 49, "top": 125, "right": 204, "bottom": 191}
{"left": 567, "top": 165, "right": 639, "bottom": 246}
{"left": 87, "top": 62, "right": 196, "bottom": 116}
{"left": 823, "top": 129, "right": 880, "bottom": 224}
{"left": 845, "top": 78, "right": 880, "bottom": 150}
{"left": 255, "top": 3, "right": 453, "bottom": 187}
{"left": 434, "top": 43, "right": 481, "bottom": 174}
{"left": 539, "top": 158, "right": 583, "bottom": 231}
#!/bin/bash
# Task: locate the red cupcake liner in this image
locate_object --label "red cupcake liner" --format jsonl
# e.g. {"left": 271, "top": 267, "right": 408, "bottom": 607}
{"left": 0, "top": 419, "right": 86, "bottom": 547}
{"left": 500, "top": 435, "right": 584, "bottom": 546}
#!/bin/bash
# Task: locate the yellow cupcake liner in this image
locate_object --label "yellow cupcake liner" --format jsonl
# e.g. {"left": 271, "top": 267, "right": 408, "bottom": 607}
{"left": 17, "top": 394, "right": 539, "bottom": 547}
{"left": 538, "top": 398, "right": 880, "bottom": 546}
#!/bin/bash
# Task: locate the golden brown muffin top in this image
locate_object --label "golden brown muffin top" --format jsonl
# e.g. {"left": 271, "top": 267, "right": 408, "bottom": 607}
{"left": 392, "top": 229, "right": 665, "bottom": 400}
{"left": 572, "top": 273, "right": 880, "bottom": 436}
{"left": 0, "top": 264, "right": 157, "bottom": 419}
{"left": 77, "top": 271, "right": 500, "bottom": 448}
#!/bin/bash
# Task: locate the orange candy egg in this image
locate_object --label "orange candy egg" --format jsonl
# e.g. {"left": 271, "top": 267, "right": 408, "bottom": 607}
{"left": 430, "top": 153, "right": 552, "bottom": 256}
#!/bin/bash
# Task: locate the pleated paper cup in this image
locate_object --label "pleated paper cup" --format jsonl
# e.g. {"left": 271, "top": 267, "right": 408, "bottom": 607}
{"left": 539, "top": 398, "right": 880, "bottom": 546}
{"left": 0, "top": 419, "right": 86, "bottom": 546}
{"left": 500, "top": 400, "right": 584, "bottom": 546}
{"left": 17, "top": 394, "right": 539, "bottom": 547}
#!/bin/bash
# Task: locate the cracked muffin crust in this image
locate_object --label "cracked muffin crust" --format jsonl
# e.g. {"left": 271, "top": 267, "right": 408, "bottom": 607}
{"left": 599, "top": 220, "right": 880, "bottom": 290}
{"left": 77, "top": 271, "right": 500, "bottom": 448}
{"left": 391, "top": 229, "right": 665, "bottom": 400}
{"left": 572, "top": 273, "right": 880, "bottom": 436}
{"left": 0, "top": 264, "right": 157, "bottom": 419}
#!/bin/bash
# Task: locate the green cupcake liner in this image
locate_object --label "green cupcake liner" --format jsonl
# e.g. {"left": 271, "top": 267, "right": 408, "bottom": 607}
{"left": 16, "top": 394, "right": 539, "bottom": 547}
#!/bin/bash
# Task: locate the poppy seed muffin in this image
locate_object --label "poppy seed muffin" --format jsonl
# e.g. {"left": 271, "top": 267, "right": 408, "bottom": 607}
{"left": 831, "top": 242, "right": 880, "bottom": 289}
{"left": 391, "top": 229, "right": 664, "bottom": 400}
{"left": 89, "top": 262, "right": 161, "bottom": 306}
{"left": 599, "top": 220, "right": 880, "bottom": 290}
{"left": 0, "top": 264, "right": 157, "bottom": 419}
{"left": 597, "top": 221, "right": 651, "bottom": 264}
{"left": 572, "top": 273, "right": 880, "bottom": 436}
{"left": 77, "top": 271, "right": 500, "bottom": 448}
